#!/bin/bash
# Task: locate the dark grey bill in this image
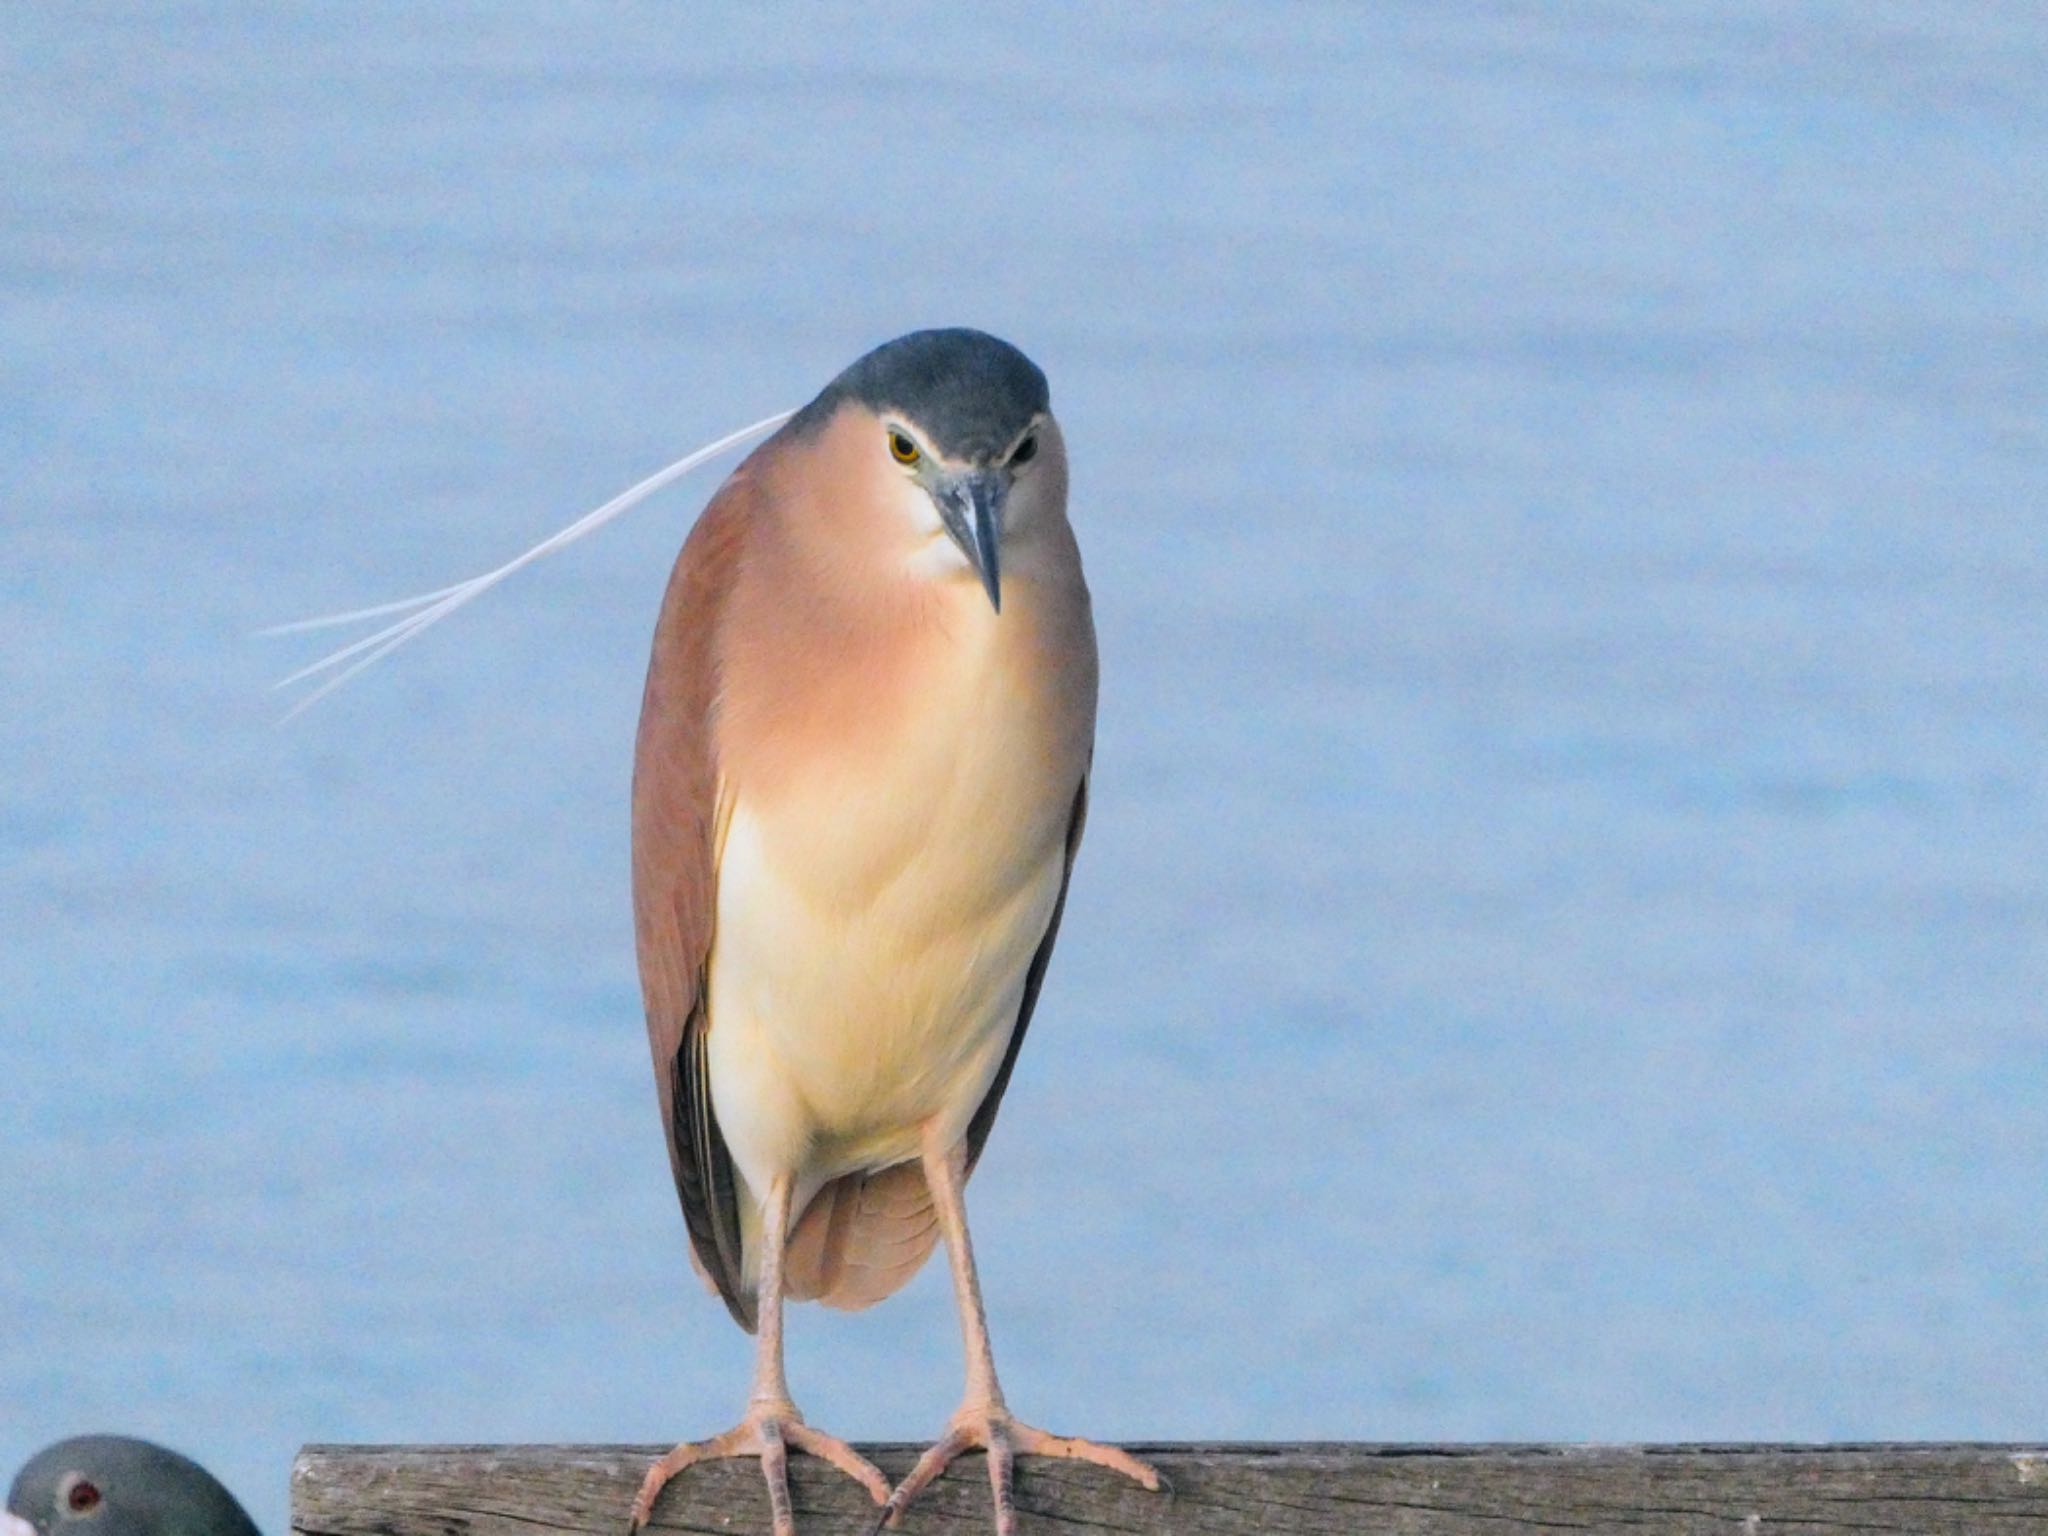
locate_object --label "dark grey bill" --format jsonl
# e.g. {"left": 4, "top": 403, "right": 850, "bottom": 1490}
{"left": 934, "top": 469, "right": 1007, "bottom": 611}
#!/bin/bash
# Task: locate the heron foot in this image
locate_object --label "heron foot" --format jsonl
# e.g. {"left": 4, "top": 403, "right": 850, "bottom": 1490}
{"left": 879, "top": 1403, "right": 1159, "bottom": 1535}
{"left": 629, "top": 1403, "right": 889, "bottom": 1536}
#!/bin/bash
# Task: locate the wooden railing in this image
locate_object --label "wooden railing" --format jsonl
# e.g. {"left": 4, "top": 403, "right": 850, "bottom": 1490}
{"left": 293, "top": 1442, "right": 2048, "bottom": 1534}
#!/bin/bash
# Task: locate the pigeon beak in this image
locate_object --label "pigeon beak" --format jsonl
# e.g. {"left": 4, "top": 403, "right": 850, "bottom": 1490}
{"left": 4, "top": 1511, "right": 37, "bottom": 1536}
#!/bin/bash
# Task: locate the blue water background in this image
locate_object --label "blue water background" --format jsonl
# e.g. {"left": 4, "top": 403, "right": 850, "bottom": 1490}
{"left": 4, "top": 6, "right": 2045, "bottom": 1530}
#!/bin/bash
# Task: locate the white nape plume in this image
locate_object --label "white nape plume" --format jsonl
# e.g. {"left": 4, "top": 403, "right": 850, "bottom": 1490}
{"left": 264, "top": 409, "right": 795, "bottom": 719}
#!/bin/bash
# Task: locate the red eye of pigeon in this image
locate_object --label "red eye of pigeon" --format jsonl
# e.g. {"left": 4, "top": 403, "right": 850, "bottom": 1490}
{"left": 66, "top": 1482, "right": 102, "bottom": 1515}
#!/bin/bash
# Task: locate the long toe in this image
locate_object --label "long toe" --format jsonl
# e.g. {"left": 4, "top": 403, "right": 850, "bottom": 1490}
{"left": 1008, "top": 1422, "right": 1161, "bottom": 1491}
{"left": 784, "top": 1423, "right": 892, "bottom": 1506}
{"left": 881, "top": 1425, "right": 976, "bottom": 1528}
{"left": 630, "top": 1426, "right": 748, "bottom": 1531}
{"left": 984, "top": 1423, "right": 1019, "bottom": 1536}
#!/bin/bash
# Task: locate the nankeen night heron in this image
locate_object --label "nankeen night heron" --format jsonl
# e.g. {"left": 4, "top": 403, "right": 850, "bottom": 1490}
{"left": 626, "top": 329, "right": 1158, "bottom": 1535}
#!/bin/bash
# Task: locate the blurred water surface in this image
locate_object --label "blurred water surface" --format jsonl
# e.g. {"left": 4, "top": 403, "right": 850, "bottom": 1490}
{"left": 4, "top": 4, "right": 2046, "bottom": 1529}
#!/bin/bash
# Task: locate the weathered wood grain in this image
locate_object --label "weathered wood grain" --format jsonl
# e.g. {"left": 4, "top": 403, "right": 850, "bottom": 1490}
{"left": 293, "top": 1443, "right": 2048, "bottom": 1535}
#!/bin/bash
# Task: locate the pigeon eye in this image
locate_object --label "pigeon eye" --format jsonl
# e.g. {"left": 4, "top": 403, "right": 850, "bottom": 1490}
{"left": 1009, "top": 433, "right": 1038, "bottom": 466}
{"left": 887, "top": 431, "right": 921, "bottom": 466}
{"left": 64, "top": 1478, "right": 102, "bottom": 1515}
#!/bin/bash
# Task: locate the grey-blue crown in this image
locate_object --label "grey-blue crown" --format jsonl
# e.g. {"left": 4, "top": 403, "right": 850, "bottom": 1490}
{"left": 799, "top": 329, "right": 1049, "bottom": 460}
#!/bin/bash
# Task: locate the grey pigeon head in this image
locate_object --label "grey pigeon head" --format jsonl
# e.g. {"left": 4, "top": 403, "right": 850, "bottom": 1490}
{"left": 6, "top": 1438, "right": 258, "bottom": 1536}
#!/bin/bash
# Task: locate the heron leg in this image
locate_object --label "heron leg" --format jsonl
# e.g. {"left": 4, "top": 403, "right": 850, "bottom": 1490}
{"left": 630, "top": 1172, "right": 889, "bottom": 1535}
{"left": 880, "top": 1129, "right": 1160, "bottom": 1535}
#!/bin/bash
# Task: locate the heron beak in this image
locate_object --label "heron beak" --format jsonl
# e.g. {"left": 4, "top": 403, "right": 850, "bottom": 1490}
{"left": 934, "top": 470, "right": 1006, "bottom": 612}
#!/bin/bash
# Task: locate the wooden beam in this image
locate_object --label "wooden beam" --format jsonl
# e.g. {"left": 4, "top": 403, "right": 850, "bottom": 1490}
{"left": 294, "top": 1442, "right": 2048, "bottom": 1534}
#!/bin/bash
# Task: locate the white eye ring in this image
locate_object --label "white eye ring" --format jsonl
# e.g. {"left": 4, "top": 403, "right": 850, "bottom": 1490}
{"left": 57, "top": 1473, "right": 104, "bottom": 1520}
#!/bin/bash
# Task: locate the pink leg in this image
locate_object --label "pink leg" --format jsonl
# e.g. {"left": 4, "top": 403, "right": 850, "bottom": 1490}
{"left": 630, "top": 1173, "right": 889, "bottom": 1535}
{"left": 880, "top": 1129, "right": 1160, "bottom": 1535}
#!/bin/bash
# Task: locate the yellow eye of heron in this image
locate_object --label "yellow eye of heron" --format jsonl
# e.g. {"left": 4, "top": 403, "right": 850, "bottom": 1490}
{"left": 888, "top": 430, "right": 921, "bottom": 465}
